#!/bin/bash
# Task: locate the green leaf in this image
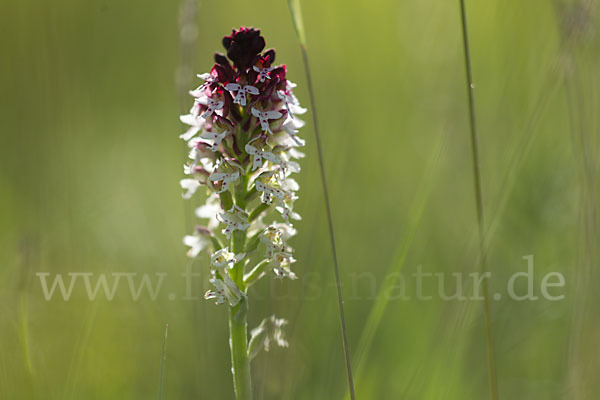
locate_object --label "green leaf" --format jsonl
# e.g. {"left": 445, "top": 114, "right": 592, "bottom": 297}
{"left": 243, "top": 259, "right": 270, "bottom": 287}
{"left": 220, "top": 190, "right": 234, "bottom": 211}
{"left": 209, "top": 235, "right": 224, "bottom": 251}
{"left": 244, "top": 230, "right": 263, "bottom": 254}
{"left": 248, "top": 203, "right": 269, "bottom": 223}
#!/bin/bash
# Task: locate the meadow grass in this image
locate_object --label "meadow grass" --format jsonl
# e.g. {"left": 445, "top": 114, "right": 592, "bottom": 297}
{"left": 347, "top": 133, "right": 446, "bottom": 398}
{"left": 157, "top": 324, "right": 168, "bottom": 400}
{"left": 1, "top": 0, "right": 598, "bottom": 398}
{"left": 288, "top": 1, "right": 356, "bottom": 398}
{"left": 457, "top": 1, "right": 499, "bottom": 398}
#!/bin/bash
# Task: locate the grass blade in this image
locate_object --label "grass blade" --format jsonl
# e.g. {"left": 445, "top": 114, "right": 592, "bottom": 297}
{"left": 347, "top": 133, "right": 445, "bottom": 398}
{"left": 65, "top": 301, "right": 99, "bottom": 399}
{"left": 457, "top": 1, "right": 499, "bottom": 399}
{"left": 287, "top": 0, "right": 306, "bottom": 46}
{"left": 286, "top": 1, "right": 356, "bottom": 399}
{"left": 158, "top": 323, "right": 168, "bottom": 400}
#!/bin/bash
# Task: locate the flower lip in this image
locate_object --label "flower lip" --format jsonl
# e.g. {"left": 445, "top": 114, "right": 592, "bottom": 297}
{"left": 222, "top": 27, "right": 266, "bottom": 71}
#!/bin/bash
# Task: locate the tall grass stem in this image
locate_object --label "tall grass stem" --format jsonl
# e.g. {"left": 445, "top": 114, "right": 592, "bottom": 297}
{"left": 457, "top": 1, "right": 499, "bottom": 399}
{"left": 158, "top": 323, "right": 168, "bottom": 400}
{"left": 287, "top": 1, "right": 356, "bottom": 398}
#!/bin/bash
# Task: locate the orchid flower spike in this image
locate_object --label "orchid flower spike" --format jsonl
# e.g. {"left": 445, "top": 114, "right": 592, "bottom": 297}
{"left": 177, "top": 27, "right": 307, "bottom": 396}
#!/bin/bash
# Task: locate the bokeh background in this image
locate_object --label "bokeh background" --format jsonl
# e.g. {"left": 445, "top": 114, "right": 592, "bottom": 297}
{"left": 1, "top": 0, "right": 599, "bottom": 398}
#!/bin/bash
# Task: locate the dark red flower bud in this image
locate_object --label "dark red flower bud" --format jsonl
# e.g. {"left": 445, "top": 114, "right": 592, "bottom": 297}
{"left": 222, "top": 27, "right": 266, "bottom": 71}
{"left": 261, "top": 49, "right": 276, "bottom": 66}
{"left": 269, "top": 65, "right": 287, "bottom": 83}
{"left": 214, "top": 53, "right": 236, "bottom": 80}
{"left": 260, "top": 66, "right": 287, "bottom": 99}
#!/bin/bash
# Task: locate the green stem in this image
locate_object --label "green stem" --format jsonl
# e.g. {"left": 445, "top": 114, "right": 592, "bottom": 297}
{"left": 457, "top": 1, "right": 499, "bottom": 399}
{"left": 229, "top": 299, "right": 252, "bottom": 400}
{"left": 228, "top": 168, "right": 252, "bottom": 400}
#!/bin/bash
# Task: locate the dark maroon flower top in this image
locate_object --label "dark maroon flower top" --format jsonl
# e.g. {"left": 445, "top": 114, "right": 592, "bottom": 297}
{"left": 222, "top": 27, "right": 266, "bottom": 71}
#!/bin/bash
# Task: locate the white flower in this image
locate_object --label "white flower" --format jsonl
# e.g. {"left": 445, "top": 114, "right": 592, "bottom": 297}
{"left": 277, "top": 182, "right": 301, "bottom": 222}
{"left": 225, "top": 83, "right": 259, "bottom": 106}
{"left": 272, "top": 251, "right": 297, "bottom": 279}
{"left": 285, "top": 161, "right": 301, "bottom": 174}
{"left": 248, "top": 315, "right": 289, "bottom": 359}
{"left": 261, "top": 226, "right": 290, "bottom": 258}
{"left": 288, "top": 148, "right": 305, "bottom": 159}
{"left": 195, "top": 193, "right": 221, "bottom": 229}
{"left": 281, "top": 177, "right": 300, "bottom": 191}
{"left": 198, "top": 73, "right": 214, "bottom": 81}
{"left": 205, "top": 270, "right": 244, "bottom": 306}
{"left": 251, "top": 107, "right": 282, "bottom": 134}
{"left": 208, "top": 160, "right": 244, "bottom": 193}
{"left": 276, "top": 205, "right": 301, "bottom": 222}
{"left": 180, "top": 178, "right": 201, "bottom": 199}
{"left": 245, "top": 143, "right": 284, "bottom": 171}
{"left": 247, "top": 144, "right": 300, "bottom": 180}
{"left": 260, "top": 227, "right": 297, "bottom": 279}
{"left": 255, "top": 180, "right": 285, "bottom": 205}
{"left": 245, "top": 143, "right": 265, "bottom": 170}
{"left": 189, "top": 73, "right": 216, "bottom": 97}
{"left": 218, "top": 205, "right": 250, "bottom": 239}
{"left": 199, "top": 130, "right": 227, "bottom": 151}
{"left": 253, "top": 66, "right": 273, "bottom": 82}
{"left": 277, "top": 90, "right": 306, "bottom": 119}
{"left": 183, "top": 233, "right": 209, "bottom": 258}
{"left": 281, "top": 116, "right": 306, "bottom": 146}
{"left": 282, "top": 116, "right": 305, "bottom": 133}
{"left": 189, "top": 93, "right": 208, "bottom": 116}
{"left": 179, "top": 113, "right": 206, "bottom": 141}
{"left": 201, "top": 98, "right": 224, "bottom": 119}
{"left": 209, "top": 171, "right": 239, "bottom": 193}
{"left": 208, "top": 159, "right": 243, "bottom": 194}
{"left": 210, "top": 247, "right": 245, "bottom": 269}
{"left": 185, "top": 143, "right": 216, "bottom": 175}
{"left": 271, "top": 223, "right": 297, "bottom": 239}
{"left": 205, "top": 247, "right": 246, "bottom": 305}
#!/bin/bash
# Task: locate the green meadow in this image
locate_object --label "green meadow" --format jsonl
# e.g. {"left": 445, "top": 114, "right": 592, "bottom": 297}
{"left": 1, "top": 0, "right": 598, "bottom": 398}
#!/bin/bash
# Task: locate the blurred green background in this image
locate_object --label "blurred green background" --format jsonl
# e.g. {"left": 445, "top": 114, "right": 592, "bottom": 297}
{"left": 1, "top": 0, "right": 599, "bottom": 398}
